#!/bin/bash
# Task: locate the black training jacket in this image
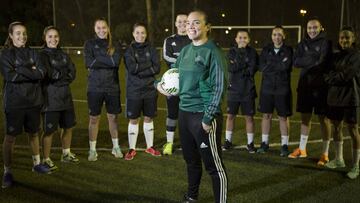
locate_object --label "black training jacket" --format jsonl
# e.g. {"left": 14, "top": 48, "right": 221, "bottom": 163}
{"left": 227, "top": 45, "right": 258, "bottom": 101}
{"left": 84, "top": 37, "right": 121, "bottom": 93}
{"left": 294, "top": 32, "right": 332, "bottom": 91}
{"left": 325, "top": 48, "right": 360, "bottom": 107}
{"left": 39, "top": 47, "right": 76, "bottom": 111}
{"left": 124, "top": 42, "right": 160, "bottom": 99}
{"left": 0, "top": 46, "right": 45, "bottom": 109}
{"left": 259, "top": 43, "right": 293, "bottom": 95}
{"left": 163, "top": 34, "right": 191, "bottom": 68}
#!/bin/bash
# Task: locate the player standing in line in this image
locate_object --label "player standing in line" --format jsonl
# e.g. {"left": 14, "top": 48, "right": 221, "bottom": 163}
{"left": 40, "top": 26, "right": 79, "bottom": 172}
{"left": 123, "top": 23, "right": 161, "bottom": 160}
{"left": 1, "top": 22, "right": 50, "bottom": 188}
{"left": 84, "top": 18, "right": 123, "bottom": 161}
{"left": 223, "top": 30, "right": 258, "bottom": 153}
{"left": 158, "top": 10, "right": 227, "bottom": 203}
{"left": 288, "top": 17, "right": 332, "bottom": 166}
{"left": 257, "top": 26, "right": 293, "bottom": 156}
{"left": 162, "top": 14, "right": 191, "bottom": 155}
{"left": 324, "top": 27, "right": 360, "bottom": 179}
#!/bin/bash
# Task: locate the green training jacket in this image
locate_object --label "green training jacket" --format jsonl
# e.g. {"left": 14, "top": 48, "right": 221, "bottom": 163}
{"left": 175, "top": 39, "right": 227, "bottom": 125}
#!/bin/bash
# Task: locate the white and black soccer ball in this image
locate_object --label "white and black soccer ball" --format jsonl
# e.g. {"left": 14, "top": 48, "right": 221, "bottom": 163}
{"left": 160, "top": 68, "right": 179, "bottom": 96}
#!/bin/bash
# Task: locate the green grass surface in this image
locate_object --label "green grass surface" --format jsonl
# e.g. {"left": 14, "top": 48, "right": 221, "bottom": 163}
{"left": 0, "top": 55, "right": 359, "bottom": 202}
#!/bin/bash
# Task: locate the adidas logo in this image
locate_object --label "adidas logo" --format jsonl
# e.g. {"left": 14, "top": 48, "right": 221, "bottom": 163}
{"left": 200, "top": 142, "right": 208, "bottom": 149}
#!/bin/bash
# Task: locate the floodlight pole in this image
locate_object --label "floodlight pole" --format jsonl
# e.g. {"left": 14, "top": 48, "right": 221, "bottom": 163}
{"left": 248, "top": 0, "right": 251, "bottom": 32}
{"left": 108, "top": 0, "right": 111, "bottom": 27}
{"left": 53, "top": 0, "right": 56, "bottom": 26}
{"left": 340, "top": 0, "right": 345, "bottom": 30}
{"left": 172, "top": 0, "right": 175, "bottom": 34}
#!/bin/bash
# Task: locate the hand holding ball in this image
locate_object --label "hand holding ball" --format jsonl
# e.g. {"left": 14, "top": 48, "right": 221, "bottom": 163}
{"left": 157, "top": 68, "right": 179, "bottom": 96}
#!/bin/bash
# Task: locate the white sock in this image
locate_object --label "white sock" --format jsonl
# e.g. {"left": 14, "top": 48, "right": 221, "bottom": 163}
{"left": 299, "top": 134, "right": 308, "bottom": 150}
{"left": 281, "top": 135, "right": 289, "bottom": 146}
{"left": 144, "top": 122, "right": 154, "bottom": 148}
{"left": 32, "top": 154, "right": 41, "bottom": 166}
{"left": 62, "top": 148, "right": 70, "bottom": 155}
{"left": 4, "top": 166, "right": 11, "bottom": 174}
{"left": 353, "top": 149, "right": 360, "bottom": 168}
{"left": 128, "top": 123, "right": 139, "bottom": 149}
{"left": 322, "top": 140, "right": 330, "bottom": 156}
{"left": 166, "top": 131, "right": 175, "bottom": 143}
{"left": 335, "top": 141, "right": 344, "bottom": 160}
{"left": 112, "top": 138, "right": 119, "bottom": 149}
{"left": 262, "top": 134, "right": 269, "bottom": 144}
{"left": 225, "top": 130, "right": 232, "bottom": 142}
{"left": 89, "top": 141, "right": 97, "bottom": 151}
{"left": 247, "top": 133, "right": 254, "bottom": 145}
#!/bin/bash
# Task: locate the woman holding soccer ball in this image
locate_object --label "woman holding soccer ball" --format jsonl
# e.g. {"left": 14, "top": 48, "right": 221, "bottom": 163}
{"left": 124, "top": 23, "right": 161, "bottom": 160}
{"left": 158, "top": 10, "right": 228, "bottom": 202}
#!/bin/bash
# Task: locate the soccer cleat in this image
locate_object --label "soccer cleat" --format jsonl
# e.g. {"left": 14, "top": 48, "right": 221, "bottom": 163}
{"left": 125, "top": 149, "right": 137, "bottom": 160}
{"left": 88, "top": 150, "right": 98, "bottom": 162}
{"left": 32, "top": 163, "right": 51, "bottom": 174}
{"left": 317, "top": 154, "right": 329, "bottom": 166}
{"left": 163, "top": 142, "right": 173, "bottom": 155}
{"left": 182, "top": 193, "right": 197, "bottom": 203}
{"left": 346, "top": 166, "right": 359, "bottom": 179}
{"left": 288, "top": 148, "right": 307, "bottom": 158}
{"left": 257, "top": 142, "right": 269, "bottom": 154}
{"left": 325, "top": 159, "right": 346, "bottom": 169}
{"left": 112, "top": 147, "right": 123, "bottom": 158}
{"left": 2, "top": 172, "right": 14, "bottom": 188}
{"left": 145, "top": 147, "right": 161, "bottom": 157}
{"left": 222, "top": 139, "right": 233, "bottom": 151}
{"left": 61, "top": 152, "right": 79, "bottom": 163}
{"left": 246, "top": 142, "right": 256, "bottom": 153}
{"left": 43, "top": 159, "right": 58, "bottom": 172}
{"left": 280, "top": 145, "right": 290, "bottom": 157}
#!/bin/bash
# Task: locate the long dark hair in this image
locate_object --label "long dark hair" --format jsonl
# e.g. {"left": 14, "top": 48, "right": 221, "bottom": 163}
{"left": 94, "top": 18, "right": 114, "bottom": 55}
{"left": 42, "top": 25, "right": 61, "bottom": 48}
{"left": 4, "top": 21, "right": 26, "bottom": 48}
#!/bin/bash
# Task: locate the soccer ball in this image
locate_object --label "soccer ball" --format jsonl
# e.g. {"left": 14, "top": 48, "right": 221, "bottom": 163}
{"left": 160, "top": 68, "right": 179, "bottom": 96}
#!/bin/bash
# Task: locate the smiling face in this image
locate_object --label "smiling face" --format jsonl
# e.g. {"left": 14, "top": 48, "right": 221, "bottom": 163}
{"left": 186, "top": 11, "right": 209, "bottom": 45}
{"left": 271, "top": 28, "right": 285, "bottom": 48}
{"left": 307, "top": 20, "right": 322, "bottom": 39}
{"left": 10, "top": 25, "right": 27, "bottom": 48}
{"left": 175, "top": 14, "right": 187, "bottom": 35}
{"left": 45, "top": 29, "right": 60, "bottom": 48}
{"left": 94, "top": 20, "right": 109, "bottom": 39}
{"left": 339, "top": 30, "right": 355, "bottom": 49}
{"left": 132, "top": 25, "right": 147, "bottom": 43}
{"left": 235, "top": 31, "right": 250, "bottom": 48}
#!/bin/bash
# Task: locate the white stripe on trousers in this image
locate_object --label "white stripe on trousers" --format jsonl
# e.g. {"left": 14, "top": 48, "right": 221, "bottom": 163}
{"left": 208, "top": 119, "right": 227, "bottom": 203}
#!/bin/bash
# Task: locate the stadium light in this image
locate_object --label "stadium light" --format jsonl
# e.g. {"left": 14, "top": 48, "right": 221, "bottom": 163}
{"left": 221, "top": 13, "right": 226, "bottom": 18}
{"left": 299, "top": 9, "right": 307, "bottom": 38}
{"left": 225, "top": 30, "right": 229, "bottom": 34}
{"left": 300, "top": 9, "right": 307, "bottom": 17}
{"left": 165, "top": 28, "right": 169, "bottom": 32}
{"left": 77, "top": 50, "right": 81, "bottom": 55}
